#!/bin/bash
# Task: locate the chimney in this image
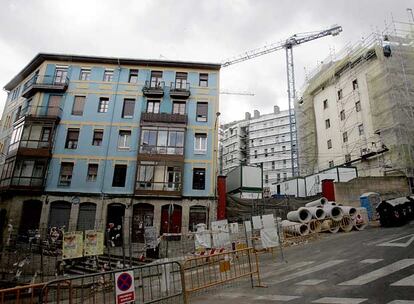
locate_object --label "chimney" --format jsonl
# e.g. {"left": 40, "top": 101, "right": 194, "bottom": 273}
{"left": 245, "top": 112, "right": 251, "bottom": 120}
{"left": 253, "top": 110, "right": 260, "bottom": 118}
{"left": 274, "top": 105, "right": 280, "bottom": 114}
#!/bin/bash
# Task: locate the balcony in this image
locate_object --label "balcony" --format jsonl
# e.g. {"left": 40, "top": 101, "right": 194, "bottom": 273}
{"left": 169, "top": 81, "right": 191, "bottom": 99}
{"left": 141, "top": 112, "right": 187, "bottom": 125}
{"left": 15, "top": 105, "right": 63, "bottom": 123}
{"left": 142, "top": 80, "right": 165, "bottom": 97}
{"left": 135, "top": 181, "right": 182, "bottom": 197}
{"left": 21, "top": 75, "right": 69, "bottom": 98}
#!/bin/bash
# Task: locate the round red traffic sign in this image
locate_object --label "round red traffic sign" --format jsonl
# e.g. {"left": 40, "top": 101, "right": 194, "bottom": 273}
{"left": 117, "top": 272, "right": 133, "bottom": 292}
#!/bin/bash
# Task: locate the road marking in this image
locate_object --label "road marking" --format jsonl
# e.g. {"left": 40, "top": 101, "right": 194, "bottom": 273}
{"left": 296, "top": 279, "right": 326, "bottom": 285}
{"left": 312, "top": 297, "right": 367, "bottom": 303}
{"left": 270, "top": 260, "right": 346, "bottom": 284}
{"left": 339, "top": 259, "right": 414, "bottom": 286}
{"left": 360, "top": 259, "right": 383, "bottom": 264}
{"left": 387, "top": 301, "right": 414, "bottom": 304}
{"left": 261, "top": 261, "right": 315, "bottom": 279}
{"left": 391, "top": 274, "right": 414, "bottom": 286}
{"left": 215, "top": 293, "right": 300, "bottom": 301}
{"left": 377, "top": 234, "right": 414, "bottom": 248}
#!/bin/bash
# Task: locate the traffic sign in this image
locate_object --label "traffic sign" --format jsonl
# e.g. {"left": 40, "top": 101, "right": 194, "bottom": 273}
{"left": 115, "top": 271, "right": 135, "bottom": 304}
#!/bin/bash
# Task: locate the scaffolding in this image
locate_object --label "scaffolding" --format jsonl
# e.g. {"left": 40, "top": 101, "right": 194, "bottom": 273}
{"left": 297, "top": 18, "right": 414, "bottom": 183}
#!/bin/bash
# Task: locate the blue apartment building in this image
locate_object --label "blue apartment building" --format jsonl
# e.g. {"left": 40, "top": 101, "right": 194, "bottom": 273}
{"left": 0, "top": 53, "right": 220, "bottom": 243}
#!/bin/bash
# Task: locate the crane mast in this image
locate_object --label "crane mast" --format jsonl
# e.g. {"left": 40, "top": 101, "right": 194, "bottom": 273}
{"left": 222, "top": 25, "right": 342, "bottom": 177}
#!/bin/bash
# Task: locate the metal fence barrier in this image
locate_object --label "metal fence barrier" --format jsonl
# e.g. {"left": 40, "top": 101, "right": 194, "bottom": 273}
{"left": 0, "top": 283, "right": 45, "bottom": 304}
{"left": 182, "top": 247, "right": 263, "bottom": 300}
{"left": 40, "top": 261, "right": 184, "bottom": 304}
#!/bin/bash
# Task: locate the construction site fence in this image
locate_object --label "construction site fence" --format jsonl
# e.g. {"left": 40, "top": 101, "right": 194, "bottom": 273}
{"left": 0, "top": 247, "right": 262, "bottom": 304}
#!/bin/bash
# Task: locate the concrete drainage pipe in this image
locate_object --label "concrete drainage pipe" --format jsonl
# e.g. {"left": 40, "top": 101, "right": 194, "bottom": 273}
{"left": 305, "top": 206, "right": 327, "bottom": 220}
{"left": 340, "top": 206, "right": 357, "bottom": 218}
{"left": 323, "top": 205, "right": 344, "bottom": 221}
{"left": 309, "top": 219, "right": 322, "bottom": 233}
{"left": 340, "top": 216, "right": 353, "bottom": 232}
{"left": 305, "top": 197, "right": 328, "bottom": 207}
{"left": 321, "top": 219, "right": 340, "bottom": 233}
{"left": 282, "top": 220, "right": 310, "bottom": 236}
{"left": 353, "top": 207, "right": 368, "bottom": 231}
{"left": 287, "top": 207, "right": 312, "bottom": 223}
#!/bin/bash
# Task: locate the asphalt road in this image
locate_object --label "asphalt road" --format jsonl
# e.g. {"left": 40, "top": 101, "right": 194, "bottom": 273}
{"left": 191, "top": 221, "right": 414, "bottom": 304}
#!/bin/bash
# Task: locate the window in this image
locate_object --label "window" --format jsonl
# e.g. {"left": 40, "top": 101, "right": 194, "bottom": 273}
{"left": 192, "top": 168, "right": 206, "bottom": 190}
{"left": 272, "top": 161, "right": 275, "bottom": 170}
{"left": 271, "top": 148, "right": 274, "bottom": 155}
{"left": 355, "top": 101, "right": 361, "bottom": 112}
{"left": 65, "top": 129, "right": 79, "bottom": 149}
{"left": 323, "top": 99, "right": 328, "bottom": 109}
{"left": 59, "top": 162, "right": 74, "bottom": 186}
{"left": 112, "top": 165, "right": 127, "bottom": 187}
{"left": 14, "top": 106, "right": 22, "bottom": 121}
{"left": 282, "top": 145, "right": 286, "bottom": 152}
{"left": 254, "top": 150, "right": 257, "bottom": 159}
{"left": 343, "top": 132, "right": 348, "bottom": 143}
{"left": 345, "top": 154, "right": 351, "bottom": 163}
{"left": 199, "top": 73, "right": 208, "bottom": 87}
{"left": 358, "top": 124, "right": 364, "bottom": 136}
{"left": 72, "top": 96, "right": 86, "bottom": 116}
{"left": 264, "top": 148, "right": 268, "bottom": 157}
{"left": 128, "top": 69, "right": 138, "bottom": 83}
{"left": 175, "top": 72, "right": 188, "bottom": 89}
{"left": 194, "top": 133, "right": 207, "bottom": 154}
{"left": 265, "top": 175, "right": 269, "bottom": 184}
{"left": 329, "top": 160, "right": 334, "bottom": 168}
{"left": 79, "top": 68, "right": 91, "bottom": 81}
{"left": 327, "top": 139, "right": 332, "bottom": 149}
{"left": 147, "top": 100, "right": 160, "bottom": 113}
{"left": 277, "top": 173, "right": 281, "bottom": 181}
{"left": 118, "top": 130, "right": 131, "bottom": 149}
{"left": 337, "top": 89, "right": 343, "bottom": 100}
{"left": 150, "top": 71, "right": 163, "bottom": 87}
{"left": 283, "top": 172, "right": 287, "bottom": 180}
{"left": 103, "top": 69, "right": 114, "bottom": 82}
{"left": 352, "top": 79, "right": 358, "bottom": 90}
{"left": 173, "top": 101, "right": 186, "bottom": 115}
{"left": 98, "top": 97, "right": 109, "bottom": 113}
{"left": 92, "top": 129, "right": 103, "bottom": 146}
{"left": 54, "top": 67, "right": 68, "bottom": 84}
{"left": 122, "top": 98, "right": 135, "bottom": 118}
{"left": 196, "top": 102, "right": 208, "bottom": 122}
{"left": 325, "top": 119, "right": 330, "bottom": 129}
{"left": 87, "top": 164, "right": 98, "bottom": 182}
{"left": 340, "top": 110, "right": 345, "bottom": 121}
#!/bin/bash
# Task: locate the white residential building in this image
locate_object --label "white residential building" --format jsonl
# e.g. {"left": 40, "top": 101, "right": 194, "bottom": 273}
{"left": 220, "top": 106, "right": 293, "bottom": 189}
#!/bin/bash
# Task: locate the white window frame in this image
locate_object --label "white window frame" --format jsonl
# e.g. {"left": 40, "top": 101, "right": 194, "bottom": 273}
{"left": 194, "top": 134, "right": 207, "bottom": 154}
{"left": 118, "top": 130, "right": 131, "bottom": 149}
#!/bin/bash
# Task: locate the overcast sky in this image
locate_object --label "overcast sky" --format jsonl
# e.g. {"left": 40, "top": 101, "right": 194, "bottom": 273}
{"left": 0, "top": 0, "right": 412, "bottom": 123}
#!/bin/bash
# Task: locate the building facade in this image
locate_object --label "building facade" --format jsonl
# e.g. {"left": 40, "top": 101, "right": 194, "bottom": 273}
{"left": 220, "top": 106, "right": 293, "bottom": 190}
{"left": 297, "top": 29, "right": 414, "bottom": 191}
{"left": 0, "top": 53, "right": 220, "bottom": 243}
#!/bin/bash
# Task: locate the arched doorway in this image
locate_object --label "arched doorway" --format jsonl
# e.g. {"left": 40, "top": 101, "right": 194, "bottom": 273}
{"left": 106, "top": 203, "right": 125, "bottom": 247}
{"left": 19, "top": 200, "right": 43, "bottom": 239}
{"left": 132, "top": 203, "right": 154, "bottom": 243}
{"left": 160, "top": 204, "right": 182, "bottom": 235}
{"left": 48, "top": 201, "right": 71, "bottom": 230}
{"left": 77, "top": 202, "right": 96, "bottom": 231}
{"left": 189, "top": 205, "right": 208, "bottom": 232}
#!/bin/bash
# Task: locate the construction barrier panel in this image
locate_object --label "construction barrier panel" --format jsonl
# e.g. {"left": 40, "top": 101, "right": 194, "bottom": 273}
{"left": 182, "top": 247, "right": 262, "bottom": 299}
{"left": 0, "top": 283, "right": 45, "bottom": 304}
{"left": 40, "top": 261, "right": 184, "bottom": 304}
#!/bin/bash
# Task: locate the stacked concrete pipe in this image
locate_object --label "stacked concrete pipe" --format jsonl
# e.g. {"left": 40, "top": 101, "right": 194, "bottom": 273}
{"left": 287, "top": 207, "right": 312, "bottom": 223}
{"left": 305, "top": 206, "right": 327, "bottom": 220}
{"left": 309, "top": 219, "right": 322, "bottom": 233}
{"left": 339, "top": 206, "right": 357, "bottom": 218}
{"left": 281, "top": 220, "right": 310, "bottom": 236}
{"left": 320, "top": 219, "right": 340, "bottom": 233}
{"left": 323, "top": 204, "right": 344, "bottom": 221}
{"left": 305, "top": 197, "right": 328, "bottom": 207}
{"left": 339, "top": 216, "right": 353, "bottom": 232}
{"left": 353, "top": 207, "right": 368, "bottom": 231}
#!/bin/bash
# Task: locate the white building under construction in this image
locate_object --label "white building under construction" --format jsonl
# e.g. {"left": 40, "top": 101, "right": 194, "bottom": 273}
{"left": 296, "top": 20, "right": 414, "bottom": 191}
{"left": 219, "top": 106, "right": 293, "bottom": 189}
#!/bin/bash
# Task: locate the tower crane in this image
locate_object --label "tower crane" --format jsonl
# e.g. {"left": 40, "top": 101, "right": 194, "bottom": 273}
{"left": 221, "top": 25, "right": 342, "bottom": 177}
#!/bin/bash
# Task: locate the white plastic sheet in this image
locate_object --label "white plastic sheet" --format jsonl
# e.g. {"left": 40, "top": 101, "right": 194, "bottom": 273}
{"left": 211, "top": 220, "right": 230, "bottom": 248}
{"left": 260, "top": 227, "right": 279, "bottom": 248}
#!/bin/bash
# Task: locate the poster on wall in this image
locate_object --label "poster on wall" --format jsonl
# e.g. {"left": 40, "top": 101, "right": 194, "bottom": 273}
{"left": 211, "top": 220, "right": 230, "bottom": 248}
{"left": 144, "top": 226, "right": 158, "bottom": 249}
{"left": 62, "top": 232, "right": 84, "bottom": 260}
{"left": 84, "top": 230, "right": 104, "bottom": 256}
{"left": 195, "top": 224, "right": 211, "bottom": 250}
